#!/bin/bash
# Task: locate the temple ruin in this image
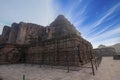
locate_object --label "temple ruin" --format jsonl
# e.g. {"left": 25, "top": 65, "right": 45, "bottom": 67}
{"left": 0, "top": 15, "right": 98, "bottom": 74}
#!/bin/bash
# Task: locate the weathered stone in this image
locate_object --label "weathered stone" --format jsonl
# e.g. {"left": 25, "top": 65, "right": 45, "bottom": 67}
{"left": 8, "top": 23, "right": 19, "bottom": 44}
{"left": 110, "top": 43, "right": 120, "bottom": 53}
{"left": 0, "top": 44, "right": 22, "bottom": 64}
{"left": 0, "top": 15, "right": 94, "bottom": 66}
{"left": 2, "top": 26, "right": 11, "bottom": 42}
{"left": 2, "top": 15, "right": 81, "bottom": 44}
{"left": 16, "top": 22, "right": 44, "bottom": 44}
{"left": 4, "top": 22, "right": 44, "bottom": 44}
{"left": 0, "top": 35, "right": 5, "bottom": 44}
{"left": 50, "top": 15, "right": 81, "bottom": 38}
{"left": 113, "top": 55, "right": 120, "bottom": 60}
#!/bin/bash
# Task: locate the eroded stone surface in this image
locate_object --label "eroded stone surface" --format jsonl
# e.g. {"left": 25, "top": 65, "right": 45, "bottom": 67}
{"left": 1, "top": 26, "right": 11, "bottom": 42}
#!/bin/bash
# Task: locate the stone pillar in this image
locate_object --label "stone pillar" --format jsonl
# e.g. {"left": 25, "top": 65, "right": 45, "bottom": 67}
{"left": 2, "top": 26, "right": 11, "bottom": 42}
{"left": 8, "top": 23, "right": 19, "bottom": 43}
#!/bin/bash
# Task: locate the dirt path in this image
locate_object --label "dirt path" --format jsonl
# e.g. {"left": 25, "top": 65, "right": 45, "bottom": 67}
{"left": 0, "top": 57, "right": 119, "bottom": 80}
{"left": 92, "top": 57, "right": 120, "bottom": 80}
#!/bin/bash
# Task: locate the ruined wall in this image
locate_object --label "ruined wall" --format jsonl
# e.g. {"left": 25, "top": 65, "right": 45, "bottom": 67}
{"left": 0, "top": 36, "right": 5, "bottom": 44}
{"left": 2, "top": 22, "right": 44, "bottom": 44}
{"left": 0, "top": 44, "right": 21, "bottom": 64}
{"left": 2, "top": 15, "right": 81, "bottom": 45}
{"left": 2, "top": 26, "right": 11, "bottom": 42}
{"left": 16, "top": 22, "right": 44, "bottom": 44}
{"left": 8, "top": 23, "right": 19, "bottom": 43}
{"left": 26, "top": 37, "right": 93, "bottom": 66}
{"left": 0, "top": 15, "right": 93, "bottom": 66}
{"left": 15, "top": 22, "right": 27, "bottom": 44}
{"left": 0, "top": 47, "right": 7, "bottom": 64}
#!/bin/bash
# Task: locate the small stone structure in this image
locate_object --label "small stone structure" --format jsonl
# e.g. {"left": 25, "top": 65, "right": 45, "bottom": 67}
{"left": 113, "top": 55, "right": 120, "bottom": 60}
{"left": 113, "top": 54, "right": 120, "bottom": 60}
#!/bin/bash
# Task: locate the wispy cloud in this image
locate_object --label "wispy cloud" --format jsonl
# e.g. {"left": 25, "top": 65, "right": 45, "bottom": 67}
{"left": 89, "top": 24, "right": 120, "bottom": 42}
{"left": 72, "top": 6, "right": 88, "bottom": 27}
{"left": 88, "top": 20, "right": 117, "bottom": 38}
{"left": 86, "top": 21, "right": 120, "bottom": 48}
{"left": 92, "top": 37, "right": 120, "bottom": 48}
{"left": 67, "top": 0, "right": 82, "bottom": 18}
{"left": 84, "top": 2, "right": 120, "bottom": 35}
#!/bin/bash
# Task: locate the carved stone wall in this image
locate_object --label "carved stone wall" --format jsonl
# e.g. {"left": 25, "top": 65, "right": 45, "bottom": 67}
{"left": 26, "top": 37, "right": 93, "bottom": 66}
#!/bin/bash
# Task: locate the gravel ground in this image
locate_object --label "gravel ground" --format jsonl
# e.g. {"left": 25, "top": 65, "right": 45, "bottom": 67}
{"left": 0, "top": 57, "right": 120, "bottom": 80}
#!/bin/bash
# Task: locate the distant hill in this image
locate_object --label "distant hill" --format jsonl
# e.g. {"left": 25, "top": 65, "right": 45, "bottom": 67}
{"left": 110, "top": 43, "right": 120, "bottom": 53}
{"left": 98, "top": 44, "right": 106, "bottom": 48}
{"left": 98, "top": 43, "right": 120, "bottom": 54}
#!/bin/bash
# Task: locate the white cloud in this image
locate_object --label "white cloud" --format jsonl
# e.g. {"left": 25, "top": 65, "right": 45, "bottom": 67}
{"left": 89, "top": 24, "right": 120, "bottom": 41}
{"left": 84, "top": 2, "right": 120, "bottom": 35}
{"left": 92, "top": 37, "right": 120, "bottom": 48}
{"left": 67, "top": 0, "right": 82, "bottom": 19}
{"left": 88, "top": 24, "right": 120, "bottom": 48}
{"left": 90, "top": 22, "right": 116, "bottom": 37}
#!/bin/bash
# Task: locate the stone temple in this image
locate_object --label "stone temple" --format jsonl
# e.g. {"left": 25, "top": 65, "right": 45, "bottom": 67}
{"left": 0, "top": 15, "right": 94, "bottom": 67}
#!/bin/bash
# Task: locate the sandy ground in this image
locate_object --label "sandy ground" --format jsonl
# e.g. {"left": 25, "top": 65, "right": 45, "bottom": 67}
{"left": 0, "top": 57, "right": 120, "bottom": 80}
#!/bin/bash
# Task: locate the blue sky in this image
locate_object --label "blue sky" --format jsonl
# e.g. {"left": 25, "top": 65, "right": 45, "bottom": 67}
{"left": 0, "top": 0, "right": 120, "bottom": 48}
